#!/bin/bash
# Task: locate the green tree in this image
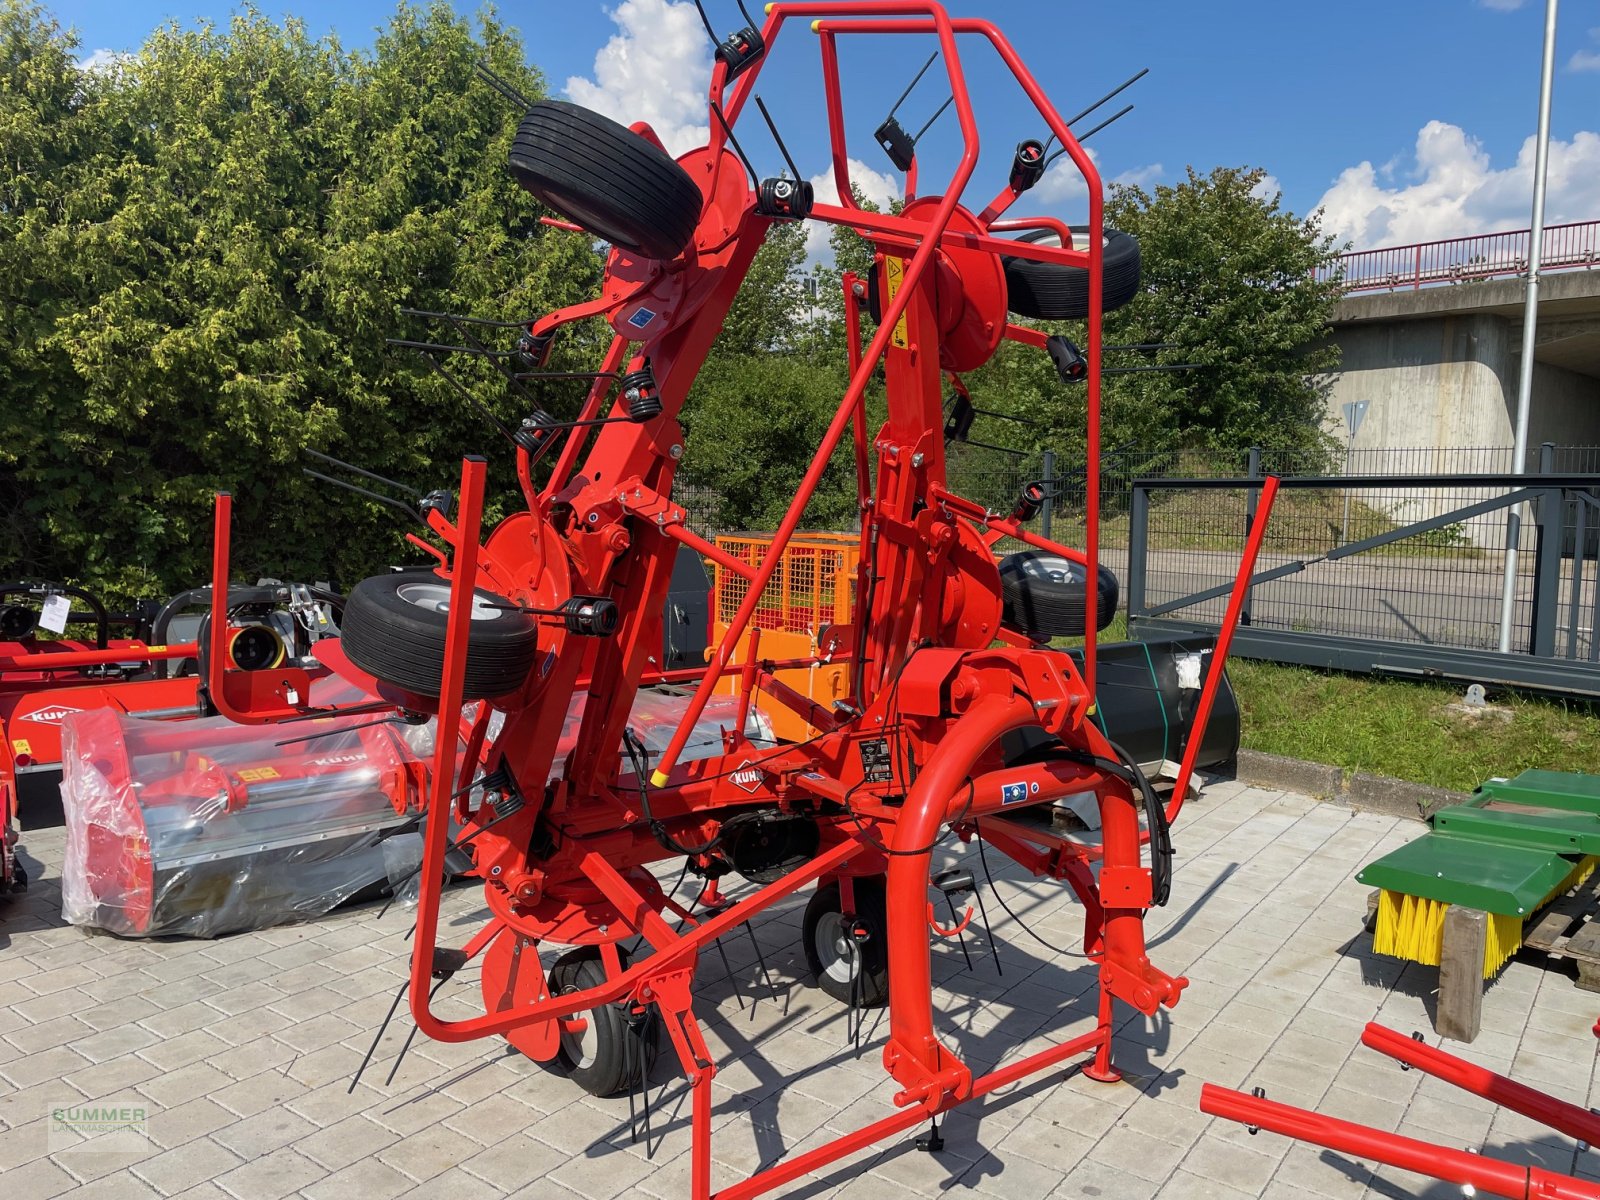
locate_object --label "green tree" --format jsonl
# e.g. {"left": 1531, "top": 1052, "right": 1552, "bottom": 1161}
{"left": 0, "top": 1, "right": 600, "bottom": 600}
{"left": 973, "top": 166, "right": 1344, "bottom": 467}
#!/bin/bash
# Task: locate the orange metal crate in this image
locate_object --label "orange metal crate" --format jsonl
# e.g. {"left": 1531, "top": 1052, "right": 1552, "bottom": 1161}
{"left": 710, "top": 532, "right": 858, "bottom": 740}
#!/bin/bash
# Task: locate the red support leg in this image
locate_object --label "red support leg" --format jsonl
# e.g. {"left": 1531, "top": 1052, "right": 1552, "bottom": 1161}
{"left": 1083, "top": 984, "right": 1121, "bottom": 1083}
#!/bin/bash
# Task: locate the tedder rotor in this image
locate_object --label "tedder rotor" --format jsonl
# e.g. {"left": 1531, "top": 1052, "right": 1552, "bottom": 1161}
{"left": 195, "top": 4, "right": 1279, "bottom": 1195}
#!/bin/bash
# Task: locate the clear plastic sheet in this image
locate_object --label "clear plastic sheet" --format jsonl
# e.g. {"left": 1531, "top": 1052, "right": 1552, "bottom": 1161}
{"left": 59, "top": 685, "right": 770, "bottom": 936}
{"left": 545, "top": 688, "right": 771, "bottom": 783}
{"left": 60, "top": 687, "right": 423, "bottom": 938}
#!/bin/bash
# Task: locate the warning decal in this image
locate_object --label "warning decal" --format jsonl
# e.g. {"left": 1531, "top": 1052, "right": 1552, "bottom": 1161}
{"left": 882, "top": 257, "right": 910, "bottom": 350}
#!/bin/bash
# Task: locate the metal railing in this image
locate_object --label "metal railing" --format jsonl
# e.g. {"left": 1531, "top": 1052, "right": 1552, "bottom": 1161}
{"left": 1324, "top": 220, "right": 1600, "bottom": 293}
{"left": 1126, "top": 446, "right": 1600, "bottom": 697}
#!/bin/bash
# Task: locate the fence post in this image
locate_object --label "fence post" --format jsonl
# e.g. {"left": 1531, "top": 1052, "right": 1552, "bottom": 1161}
{"left": 1040, "top": 450, "right": 1055, "bottom": 541}
{"left": 1242, "top": 447, "right": 1262, "bottom": 627}
{"left": 1530, "top": 442, "right": 1560, "bottom": 657}
{"left": 1127, "top": 481, "right": 1149, "bottom": 626}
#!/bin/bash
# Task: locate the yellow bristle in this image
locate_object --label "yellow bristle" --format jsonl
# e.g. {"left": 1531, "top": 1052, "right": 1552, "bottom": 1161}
{"left": 1483, "top": 911, "right": 1523, "bottom": 977}
{"left": 1373, "top": 890, "right": 1530, "bottom": 979}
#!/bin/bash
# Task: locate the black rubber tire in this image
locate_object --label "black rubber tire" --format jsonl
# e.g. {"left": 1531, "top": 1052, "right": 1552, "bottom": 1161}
{"left": 997, "top": 552, "right": 1120, "bottom": 638}
{"left": 1001, "top": 227, "right": 1141, "bottom": 320}
{"left": 803, "top": 878, "right": 889, "bottom": 1008}
{"left": 509, "top": 100, "right": 703, "bottom": 262}
{"left": 339, "top": 571, "right": 539, "bottom": 700}
{"left": 547, "top": 948, "right": 657, "bottom": 1098}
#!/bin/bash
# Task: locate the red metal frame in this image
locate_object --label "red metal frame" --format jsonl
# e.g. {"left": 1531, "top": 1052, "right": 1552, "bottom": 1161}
{"left": 1202, "top": 1022, "right": 1600, "bottom": 1200}
{"left": 1325, "top": 220, "right": 1600, "bottom": 293}
{"left": 195, "top": 6, "right": 1278, "bottom": 1196}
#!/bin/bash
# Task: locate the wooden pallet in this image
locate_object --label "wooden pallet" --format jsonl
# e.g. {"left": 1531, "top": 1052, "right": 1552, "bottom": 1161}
{"left": 1522, "top": 870, "right": 1600, "bottom": 992}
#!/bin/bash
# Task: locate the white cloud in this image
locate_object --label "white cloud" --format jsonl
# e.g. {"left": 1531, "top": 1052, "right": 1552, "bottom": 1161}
{"left": 75, "top": 48, "right": 129, "bottom": 74}
{"left": 804, "top": 157, "right": 902, "bottom": 263}
{"left": 563, "top": 0, "right": 711, "bottom": 157}
{"left": 1480, "top": 0, "right": 1528, "bottom": 10}
{"left": 1571, "top": 28, "right": 1600, "bottom": 72}
{"left": 1316, "top": 120, "right": 1600, "bottom": 248}
{"left": 1250, "top": 173, "right": 1283, "bottom": 203}
{"left": 1032, "top": 149, "right": 1164, "bottom": 208}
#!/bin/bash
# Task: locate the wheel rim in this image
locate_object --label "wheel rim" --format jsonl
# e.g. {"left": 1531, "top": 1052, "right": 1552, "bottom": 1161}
{"left": 814, "top": 912, "right": 859, "bottom": 986}
{"left": 1024, "top": 229, "right": 1112, "bottom": 252}
{"left": 395, "top": 581, "right": 503, "bottom": 621}
{"left": 557, "top": 987, "right": 599, "bottom": 1070}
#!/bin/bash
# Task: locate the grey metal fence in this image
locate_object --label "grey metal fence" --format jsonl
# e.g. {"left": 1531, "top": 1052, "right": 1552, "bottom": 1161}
{"left": 1126, "top": 444, "right": 1600, "bottom": 696}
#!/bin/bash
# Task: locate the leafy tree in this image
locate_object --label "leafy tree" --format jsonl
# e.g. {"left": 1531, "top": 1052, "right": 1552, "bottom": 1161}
{"left": 972, "top": 166, "right": 1344, "bottom": 469}
{"left": 0, "top": 1, "right": 600, "bottom": 600}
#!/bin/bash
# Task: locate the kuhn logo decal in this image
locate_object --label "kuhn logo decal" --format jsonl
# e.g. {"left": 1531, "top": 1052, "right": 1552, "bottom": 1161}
{"left": 28, "top": 706, "right": 82, "bottom": 726}
{"left": 308, "top": 753, "right": 363, "bottom": 768}
{"left": 730, "top": 761, "right": 764, "bottom": 794}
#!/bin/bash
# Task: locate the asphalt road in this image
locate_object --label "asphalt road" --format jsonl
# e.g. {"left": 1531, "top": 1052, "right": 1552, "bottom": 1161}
{"left": 1103, "top": 546, "right": 1593, "bottom": 658}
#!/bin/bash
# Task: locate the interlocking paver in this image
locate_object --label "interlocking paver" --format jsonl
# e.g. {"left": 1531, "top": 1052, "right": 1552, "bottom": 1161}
{"left": 131, "top": 1136, "right": 247, "bottom": 1196}
{"left": 6, "top": 779, "right": 1600, "bottom": 1200}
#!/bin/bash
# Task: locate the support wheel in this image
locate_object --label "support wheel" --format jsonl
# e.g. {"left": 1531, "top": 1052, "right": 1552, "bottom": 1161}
{"left": 804, "top": 878, "right": 889, "bottom": 1008}
{"left": 509, "top": 100, "right": 703, "bottom": 262}
{"left": 547, "top": 947, "right": 657, "bottom": 1099}
{"left": 339, "top": 571, "right": 539, "bottom": 700}
{"left": 997, "top": 552, "right": 1120, "bottom": 637}
{"left": 1001, "top": 226, "right": 1142, "bottom": 320}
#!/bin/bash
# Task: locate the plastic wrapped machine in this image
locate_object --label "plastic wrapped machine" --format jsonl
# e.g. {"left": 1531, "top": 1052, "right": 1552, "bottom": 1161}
{"left": 60, "top": 686, "right": 767, "bottom": 937}
{"left": 60, "top": 703, "right": 427, "bottom": 937}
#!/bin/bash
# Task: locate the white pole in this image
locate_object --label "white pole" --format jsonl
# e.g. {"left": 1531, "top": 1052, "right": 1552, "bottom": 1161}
{"left": 1497, "top": 0, "right": 1560, "bottom": 653}
{"left": 1341, "top": 425, "right": 1355, "bottom": 545}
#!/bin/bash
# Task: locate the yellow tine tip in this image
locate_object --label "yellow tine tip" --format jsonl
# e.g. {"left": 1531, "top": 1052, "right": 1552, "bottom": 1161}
{"left": 811, "top": 18, "right": 821, "bottom": 31}
{"left": 650, "top": 769, "right": 671, "bottom": 788}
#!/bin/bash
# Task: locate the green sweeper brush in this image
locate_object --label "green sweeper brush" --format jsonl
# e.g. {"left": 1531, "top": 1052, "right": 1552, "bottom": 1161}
{"left": 1360, "top": 770, "right": 1600, "bottom": 978}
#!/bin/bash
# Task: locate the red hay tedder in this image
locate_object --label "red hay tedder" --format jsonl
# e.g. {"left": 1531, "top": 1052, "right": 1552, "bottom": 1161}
{"left": 163, "top": 2, "right": 1287, "bottom": 1195}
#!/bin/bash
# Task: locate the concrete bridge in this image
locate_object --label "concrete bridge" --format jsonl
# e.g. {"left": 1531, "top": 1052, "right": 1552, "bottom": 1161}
{"left": 1323, "top": 220, "right": 1600, "bottom": 460}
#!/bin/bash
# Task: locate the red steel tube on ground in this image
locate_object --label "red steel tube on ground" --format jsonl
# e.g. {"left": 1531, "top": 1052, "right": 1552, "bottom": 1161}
{"left": 1201, "top": 1083, "right": 1600, "bottom": 1200}
{"left": 1363, "top": 1023, "right": 1600, "bottom": 1147}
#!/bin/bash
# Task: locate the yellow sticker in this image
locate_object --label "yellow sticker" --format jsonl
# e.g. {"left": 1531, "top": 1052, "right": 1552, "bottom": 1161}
{"left": 147, "top": 645, "right": 167, "bottom": 652}
{"left": 11, "top": 739, "right": 31, "bottom": 756}
{"left": 883, "top": 256, "right": 910, "bottom": 350}
{"left": 238, "top": 767, "right": 280, "bottom": 782}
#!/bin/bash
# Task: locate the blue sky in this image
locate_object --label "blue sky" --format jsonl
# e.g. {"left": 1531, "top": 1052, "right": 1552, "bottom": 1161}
{"left": 56, "top": 0, "right": 1600, "bottom": 251}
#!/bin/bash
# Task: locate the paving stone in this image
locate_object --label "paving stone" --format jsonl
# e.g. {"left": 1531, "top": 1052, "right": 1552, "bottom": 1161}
{"left": 145, "top": 1097, "right": 238, "bottom": 1151}
{"left": 1050, "top": 1156, "right": 1161, "bottom": 1198}
{"left": 210, "top": 1105, "right": 319, "bottom": 1159}
{"left": 300, "top": 1157, "right": 416, "bottom": 1200}
{"left": 375, "top": 1121, "right": 472, "bottom": 1183}
{"left": 135, "top": 1028, "right": 230, "bottom": 1073}
{"left": 391, "top": 1164, "right": 506, "bottom": 1200}
{"left": 212, "top": 1145, "right": 327, "bottom": 1200}
{"left": 15, "top": 788, "right": 1599, "bottom": 1200}
{"left": 0, "top": 1155, "right": 79, "bottom": 1200}
{"left": 294, "top": 1113, "right": 402, "bottom": 1172}
{"left": 132, "top": 1136, "right": 247, "bottom": 1196}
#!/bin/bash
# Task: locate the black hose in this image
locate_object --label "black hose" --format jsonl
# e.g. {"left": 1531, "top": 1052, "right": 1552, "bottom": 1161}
{"left": 1102, "top": 738, "right": 1173, "bottom": 907}
{"left": 624, "top": 727, "right": 722, "bottom": 858}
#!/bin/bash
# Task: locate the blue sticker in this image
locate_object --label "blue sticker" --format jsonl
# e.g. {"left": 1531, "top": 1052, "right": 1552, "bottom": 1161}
{"left": 1001, "top": 782, "right": 1029, "bottom": 805}
{"left": 627, "top": 307, "right": 656, "bottom": 330}
{"left": 539, "top": 647, "right": 557, "bottom": 677}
